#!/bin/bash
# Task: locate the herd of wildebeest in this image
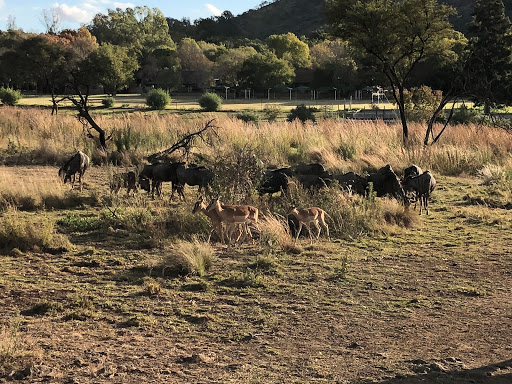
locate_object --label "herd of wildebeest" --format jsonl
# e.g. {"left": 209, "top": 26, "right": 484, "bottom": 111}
{"left": 57, "top": 150, "right": 436, "bottom": 244}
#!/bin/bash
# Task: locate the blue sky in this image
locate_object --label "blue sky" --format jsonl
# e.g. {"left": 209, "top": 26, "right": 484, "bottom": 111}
{"left": 0, "top": 1, "right": 263, "bottom": 32}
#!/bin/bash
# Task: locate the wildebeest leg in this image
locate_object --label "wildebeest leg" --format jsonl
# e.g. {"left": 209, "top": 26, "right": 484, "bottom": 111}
{"left": 78, "top": 172, "right": 83, "bottom": 192}
{"left": 425, "top": 194, "right": 429, "bottom": 215}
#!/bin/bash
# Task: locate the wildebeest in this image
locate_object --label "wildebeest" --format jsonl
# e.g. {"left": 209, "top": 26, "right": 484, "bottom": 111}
{"left": 258, "top": 163, "right": 330, "bottom": 196}
{"left": 176, "top": 164, "right": 214, "bottom": 197}
{"left": 138, "top": 162, "right": 184, "bottom": 200}
{"left": 58, "top": 150, "right": 90, "bottom": 191}
{"left": 258, "top": 169, "right": 290, "bottom": 196}
{"left": 366, "top": 165, "right": 404, "bottom": 199}
{"left": 111, "top": 171, "right": 137, "bottom": 195}
{"left": 402, "top": 171, "right": 437, "bottom": 215}
{"left": 402, "top": 164, "right": 423, "bottom": 207}
{"left": 333, "top": 172, "right": 368, "bottom": 195}
{"left": 404, "top": 164, "right": 422, "bottom": 179}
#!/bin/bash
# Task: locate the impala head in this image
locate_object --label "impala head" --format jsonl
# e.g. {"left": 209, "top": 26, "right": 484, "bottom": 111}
{"left": 206, "top": 197, "right": 221, "bottom": 212}
{"left": 192, "top": 196, "right": 205, "bottom": 213}
{"left": 287, "top": 203, "right": 298, "bottom": 215}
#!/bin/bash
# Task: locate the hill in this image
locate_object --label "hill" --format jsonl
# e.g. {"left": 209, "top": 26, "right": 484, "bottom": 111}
{"left": 230, "top": 0, "right": 512, "bottom": 39}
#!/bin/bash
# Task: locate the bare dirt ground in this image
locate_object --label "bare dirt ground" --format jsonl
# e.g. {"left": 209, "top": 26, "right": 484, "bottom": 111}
{"left": 1, "top": 167, "right": 511, "bottom": 383}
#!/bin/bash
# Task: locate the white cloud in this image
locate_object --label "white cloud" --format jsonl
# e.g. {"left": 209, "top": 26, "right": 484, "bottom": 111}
{"left": 0, "top": 0, "right": 5, "bottom": 10}
{"left": 52, "top": 3, "right": 97, "bottom": 24}
{"left": 113, "top": 2, "right": 135, "bottom": 8}
{"left": 205, "top": 3, "right": 222, "bottom": 16}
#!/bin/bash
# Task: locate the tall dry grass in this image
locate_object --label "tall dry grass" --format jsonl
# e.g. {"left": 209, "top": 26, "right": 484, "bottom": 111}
{"left": 1, "top": 106, "right": 511, "bottom": 176}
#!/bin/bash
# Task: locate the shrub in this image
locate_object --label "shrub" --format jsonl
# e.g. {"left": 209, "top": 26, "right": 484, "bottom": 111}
{"left": 287, "top": 104, "right": 317, "bottom": 123}
{"left": 263, "top": 104, "right": 282, "bottom": 122}
{"left": 146, "top": 88, "right": 171, "bottom": 110}
{"left": 0, "top": 210, "right": 72, "bottom": 252}
{"left": 450, "top": 105, "right": 481, "bottom": 125}
{"left": 198, "top": 92, "right": 222, "bottom": 112}
{"left": 0, "top": 87, "right": 22, "bottom": 106}
{"left": 159, "top": 239, "right": 214, "bottom": 277}
{"left": 235, "top": 110, "right": 260, "bottom": 123}
{"left": 102, "top": 96, "right": 115, "bottom": 108}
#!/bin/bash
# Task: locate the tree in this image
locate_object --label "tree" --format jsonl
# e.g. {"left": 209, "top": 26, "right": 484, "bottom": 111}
{"left": 465, "top": 0, "right": 512, "bottom": 115}
{"left": 238, "top": 51, "right": 295, "bottom": 90}
{"left": 310, "top": 39, "right": 357, "bottom": 90}
{"left": 86, "top": 43, "right": 139, "bottom": 95}
{"left": 177, "top": 38, "right": 214, "bottom": 89}
{"left": 88, "top": 7, "right": 175, "bottom": 59}
{"left": 326, "top": 0, "right": 458, "bottom": 143}
{"left": 214, "top": 46, "right": 257, "bottom": 86}
{"left": 266, "top": 33, "right": 311, "bottom": 69}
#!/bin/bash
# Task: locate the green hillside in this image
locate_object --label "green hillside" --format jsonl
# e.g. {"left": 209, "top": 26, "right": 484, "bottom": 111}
{"left": 230, "top": 0, "right": 512, "bottom": 39}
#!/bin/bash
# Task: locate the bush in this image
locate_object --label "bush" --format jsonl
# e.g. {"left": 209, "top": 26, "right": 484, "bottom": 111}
{"left": 450, "top": 105, "right": 481, "bottom": 125}
{"left": 235, "top": 110, "right": 260, "bottom": 123}
{"left": 146, "top": 88, "right": 171, "bottom": 110}
{"left": 102, "top": 96, "right": 115, "bottom": 108}
{"left": 287, "top": 104, "right": 317, "bottom": 123}
{"left": 263, "top": 104, "right": 282, "bottom": 122}
{"left": 0, "top": 88, "right": 22, "bottom": 106}
{"left": 198, "top": 92, "right": 222, "bottom": 112}
{"left": 159, "top": 239, "right": 214, "bottom": 277}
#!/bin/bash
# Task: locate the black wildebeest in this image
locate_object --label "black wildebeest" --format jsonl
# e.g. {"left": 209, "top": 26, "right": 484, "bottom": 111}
{"left": 366, "top": 165, "right": 404, "bottom": 199}
{"left": 402, "top": 171, "right": 437, "bottom": 215}
{"left": 333, "top": 172, "right": 368, "bottom": 195}
{"left": 402, "top": 164, "right": 423, "bottom": 207}
{"left": 258, "top": 169, "right": 290, "bottom": 196}
{"left": 58, "top": 150, "right": 90, "bottom": 191}
{"left": 176, "top": 164, "right": 214, "bottom": 198}
{"left": 111, "top": 171, "right": 137, "bottom": 195}
{"left": 138, "top": 162, "right": 185, "bottom": 200}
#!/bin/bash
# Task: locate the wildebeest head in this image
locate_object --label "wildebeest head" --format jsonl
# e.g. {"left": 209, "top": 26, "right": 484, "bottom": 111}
{"left": 138, "top": 175, "right": 151, "bottom": 192}
{"left": 368, "top": 165, "right": 404, "bottom": 199}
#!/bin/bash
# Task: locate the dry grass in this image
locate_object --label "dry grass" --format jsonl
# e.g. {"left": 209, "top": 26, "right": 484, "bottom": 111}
{"left": 2, "top": 107, "right": 512, "bottom": 176}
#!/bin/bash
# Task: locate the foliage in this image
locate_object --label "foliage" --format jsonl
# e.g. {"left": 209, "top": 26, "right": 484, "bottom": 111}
{"left": 262, "top": 104, "right": 282, "bottom": 122}
{"left": 198, "top": 92, "right": 222, "bottom": 112}
{"left": 266, "top": 32, "right": 311, "bottom": 68}
{"left": 465, "top": 0, "right": 512, "bottom": 113}
{"left": 176, "top": 38, "right": 214, "bottom": 89}
{"left": 214, "top": 46, "right": 257, "bottom": 86}
{"left": 145, "top": 88, "right": 171, "bottom": 110}
{"left": 102, "top": 96, "right": 115, "bottom": 108}
{"left": 88, "top": 6, "right": 175, "bottom": 59}
{"left": 0, "top": 88, "right": 22, "bottom": 106}
{"left": 326, "top": 0, "right": 459, "bottom": 142}
{"left": 85, "top": 44, "right": 139, "bottom": 95}
{"left": 287, "top": 104, "right": 317, "bottom": 123}
{"left": 238, "top": 51, "right": 295, "bottom": 89}
{"left": 450, "top": 105, "right": 481, "bottom": 125}
{"left": 403, "top": 86, "right": 444, "bottom": 122}
{"left": 235, "top": 110, "right": 260, "bottom": 123}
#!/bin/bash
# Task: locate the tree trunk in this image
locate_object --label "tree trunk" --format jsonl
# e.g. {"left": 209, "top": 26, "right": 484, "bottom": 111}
{"left": 397, "top": 86, "right": 409, "bottom": 144}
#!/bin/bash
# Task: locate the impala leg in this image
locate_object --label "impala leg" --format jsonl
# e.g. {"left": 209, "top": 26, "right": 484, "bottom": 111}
{"left": 314, "top": 221, "right": 321, "bottom": 240}
{"left": 295, "top": 223, "right": 303, "bottom": 243}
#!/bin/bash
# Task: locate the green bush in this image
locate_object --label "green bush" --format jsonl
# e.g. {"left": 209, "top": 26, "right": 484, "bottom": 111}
{"left": 198, "top": 92, "right": 222, "bottom": 112}
{"left": 263, "top": 104, "right": 282, "bottom": 122}
{"left": 0, "top": 87, "right": 22, "bottom": 106}
{"left": 146, "top": 88, "right": 171, "bottom": 110}
{"left": 450, "top": 105, "right": 481, "bottom": 125}
{"left": 102, "top": 96, "right": 115, "bottom": 108}
{"left": 287, "top": 104, "right": 317, "bottom": 123}
{"left": 235, "top": 110, "right": 260, "bottom": 123}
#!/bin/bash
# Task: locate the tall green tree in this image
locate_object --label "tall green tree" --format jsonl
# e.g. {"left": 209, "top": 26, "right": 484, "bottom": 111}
{"left": 214, "top": 46, "right": 257, "bottom": 86}
{"left": 266, "top": 33, "right": 311, "bottom": 69}
{"left": 88, "top": 7, "right": 174, "bottom": 58}
{"left": 465, "top": 0, "right": 512, "bottom": 114}
{"left": 238, "top": 51, "right": 295, "bottom": 90}
{"left": 326, "top": 0, "right": 458, "bottom": 143}
{"left": 176, "top": 38, "right": 214, "bottom": 89}
{"left": 86, "top": 43, "right": 139, "bottom": 95}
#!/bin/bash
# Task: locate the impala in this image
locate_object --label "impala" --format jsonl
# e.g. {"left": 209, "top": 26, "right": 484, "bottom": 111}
{"left": 287, "top": 205, "right": 330, "bottom": 243}
{"left": 206, "top": 198, "right": 259, "bottom": 245}
{"left": 192, "top": 196, "right": 224, "bottom": 243}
